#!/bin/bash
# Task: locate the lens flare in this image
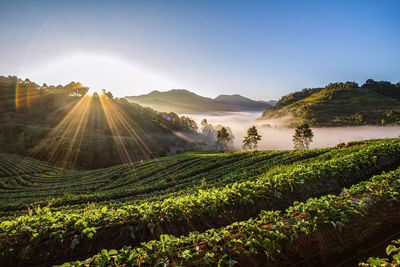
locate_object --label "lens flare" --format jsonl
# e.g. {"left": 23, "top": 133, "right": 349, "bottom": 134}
{"left": 14, "top": 80, "right": 20, "bottom": 109}
{"left": 14, "top": 79, "right": 35, "bottom": 109}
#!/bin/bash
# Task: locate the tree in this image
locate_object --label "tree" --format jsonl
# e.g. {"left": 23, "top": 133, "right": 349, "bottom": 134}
{"left": 65, "top": 81, "right": 89, "bottom": 96}
{"left": 100, "top": 89, "right": 114, "bottom": 99}
{"left": 201, "top": 119, "right": 217, "bottom": 140}
{"left": 105, "top": 91, "right": 114, "bottom": 99}
{"left": 243, "top": 125, "right": 262, "bottom": 150}
{"left": 293, "top": 123, "right": 313, "bottom": 149}
{"left": 179, "top": 116, "right": 198, "bottom": 132}
{"left": 215, "top": 127, "right": 230, "bottom": 150}
{"left": 216, "top": 125, "right": 234, "bottom": 149}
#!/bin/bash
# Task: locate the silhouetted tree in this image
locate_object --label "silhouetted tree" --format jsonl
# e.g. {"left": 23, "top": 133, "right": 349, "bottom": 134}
{"left": 243, "top": 125, "right": 262, "bottom": 150}
{"left": 65, "top": 82, "right": 89, "bottom": 96}
{"left": 216, "top": 127, "right": 230, "bottom": 150}
{"left": 105, "top": 91, "right": 114, "bottom": 99}
{"left": 293, "top": 123, "right": 313, "bottom": 149}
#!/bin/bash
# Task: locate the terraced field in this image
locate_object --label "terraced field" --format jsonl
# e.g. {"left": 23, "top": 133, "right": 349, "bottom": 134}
{"left": 1, "top": 138, "right": 400, "bottom": 266}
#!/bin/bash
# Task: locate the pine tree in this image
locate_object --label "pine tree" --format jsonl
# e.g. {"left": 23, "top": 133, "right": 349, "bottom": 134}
{"left": 293, "top": 123, "right": 313, "bottom": 149}
{"left": 243, "top": 126, "right": 262, "bottom": 150}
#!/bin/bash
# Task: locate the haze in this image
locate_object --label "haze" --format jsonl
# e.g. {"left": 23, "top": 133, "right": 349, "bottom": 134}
{"left": 182, "top": 112, "right": 400, "bottom": 150}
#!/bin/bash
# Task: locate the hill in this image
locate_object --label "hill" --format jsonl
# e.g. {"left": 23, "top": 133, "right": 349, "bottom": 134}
{"left": 261, "top": 79, "right": 400, "bottom": 127}
{"left": 126, "top": 89, "right": 273, "bottom": 113}
{"left": 214, "top": 94, "right": 275, "bottom": 111}
{"left": 0, "top": 76, "right": 204, "bottom": 168}
{"left": 1, "top": 138, "right": 400, "bottom": 266}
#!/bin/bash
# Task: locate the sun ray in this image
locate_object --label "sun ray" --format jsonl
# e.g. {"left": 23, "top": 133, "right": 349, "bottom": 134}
{"left": 30, "top": 94, "right": 92, "bottom": 168}
{"left": 99, "top": 95, "right": 153, "bottom": 163}
{"left": 27, "top": 88, "right": 159, "bottom": 169}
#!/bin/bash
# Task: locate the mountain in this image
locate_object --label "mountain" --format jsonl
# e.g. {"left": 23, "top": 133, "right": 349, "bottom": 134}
{"left": 260, "top": 79, "right": 400, "bottom": 127}
{"left": 0, "top": 76, "right": 203, "bottom": 168}
{"left": 214, "top": 94, "right": 275, "bottom": 111}
{"left": 126, "top": 89, "right": 273, "bottom": 113}
{"left": 126, "top": 89, "right": 234, "bottom": 113}
{"left": 258, "top": 99, "right": 278, "bottom": 106}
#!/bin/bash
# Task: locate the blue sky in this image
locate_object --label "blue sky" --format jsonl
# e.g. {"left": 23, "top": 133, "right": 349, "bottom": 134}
{"left": 0, "top": 0, "right": 399, "bottom": 100}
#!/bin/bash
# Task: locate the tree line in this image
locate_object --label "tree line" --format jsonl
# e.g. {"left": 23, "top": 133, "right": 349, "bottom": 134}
{"left": 198, "top": 121, "right": 314, "bottom": 151}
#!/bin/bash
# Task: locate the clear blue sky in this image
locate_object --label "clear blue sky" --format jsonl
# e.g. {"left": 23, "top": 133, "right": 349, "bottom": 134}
{"left": 0, "top": 0, "right": 399, "bottom": 100}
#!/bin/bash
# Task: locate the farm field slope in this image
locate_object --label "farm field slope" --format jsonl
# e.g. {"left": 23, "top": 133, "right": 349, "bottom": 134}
{"left": 0, "top": 138, "right": 400, "bottom": 266}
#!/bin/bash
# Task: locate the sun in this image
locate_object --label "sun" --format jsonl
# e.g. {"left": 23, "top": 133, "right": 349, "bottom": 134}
{"left": 22, "top": 53, "right": 178, "bottom": 98}
{"left": 87, "top": 87, "right": 101, "bottom": 96}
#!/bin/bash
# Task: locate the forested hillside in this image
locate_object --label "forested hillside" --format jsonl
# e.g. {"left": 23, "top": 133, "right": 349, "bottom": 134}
{"left": 0, "top": 76, "right": 202, "bottom": 168}
{"left": 261, "top": 79, "right": 400, "bottom": 127}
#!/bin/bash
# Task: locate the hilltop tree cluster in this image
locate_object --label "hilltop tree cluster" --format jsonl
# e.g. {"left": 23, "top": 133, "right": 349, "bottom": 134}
{"left": 262, "top": 79, "right": 400, "bottom": 127}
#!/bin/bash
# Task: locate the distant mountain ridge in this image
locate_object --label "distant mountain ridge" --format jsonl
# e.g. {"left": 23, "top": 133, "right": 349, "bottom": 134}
{"left": 260, "top": 79, "right": 400, "bottom": 127}
{"left": 214, "top": 94, "right": 276, "bottom": 110}
{"left": 126, "top": 89, "right": 275, "bottom": 113}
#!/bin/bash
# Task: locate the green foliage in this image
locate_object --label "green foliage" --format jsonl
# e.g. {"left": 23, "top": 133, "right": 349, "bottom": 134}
{"left": 293, "top": 123, "right": 313, "bottom": 149}
{"left": 359, "top": 239, "right": 400, "bottom": 266}
{"left": 262, "top": 79, "right": 400, "bottom": 126}
{"left": 201, "top": 119, "right": 235, "bottom": 149}
{"left": 1, "top": 139, "right": 400, "bottom": 266}
{"left": 63, "top": 159, "right": 400, "bottom": 266}
{"left": 242, "top": 126, "right": 262, "bottom": 150}
{"left": 216, "top": 127, "right": 230, "bottom": 150}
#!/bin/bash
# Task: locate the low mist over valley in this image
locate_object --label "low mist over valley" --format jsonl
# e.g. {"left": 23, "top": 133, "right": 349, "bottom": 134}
{"left": 181, "top": 111, "right": 400, "bottom": 149}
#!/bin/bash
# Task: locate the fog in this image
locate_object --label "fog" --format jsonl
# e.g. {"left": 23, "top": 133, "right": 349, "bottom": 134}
{"left": 179, "top": 112, "right": 400, "bottom": 150}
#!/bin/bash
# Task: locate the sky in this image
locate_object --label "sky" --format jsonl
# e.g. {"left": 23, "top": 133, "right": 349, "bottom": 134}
{"left": 0, "top": 0, "right": 399, "bottom": 100}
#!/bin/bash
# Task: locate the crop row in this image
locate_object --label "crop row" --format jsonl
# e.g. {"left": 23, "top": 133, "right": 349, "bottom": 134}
{"left": 0, "top": 141, "right": 379, "bottom": 211}
{"left": 1, "top": 140, "right": 399, "bottom": 265}
{"left": 0, "top": 149, "right": 327, "bottom": 212}
{"left": 0, "top": 154, "right": 58, "bottom": 177}
{"left": 63, "top": 166, "right": 400, "bottom": 266}
{"left": 0, "top": 155, "right": 189, "bottom": 202}
{"left": 359, "top": 239, "right": 400, "bottom": 266}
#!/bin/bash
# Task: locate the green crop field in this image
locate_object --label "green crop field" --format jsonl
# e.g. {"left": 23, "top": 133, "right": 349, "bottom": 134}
{"left": 1, "top": 138, "right": 400, "bottom": 266}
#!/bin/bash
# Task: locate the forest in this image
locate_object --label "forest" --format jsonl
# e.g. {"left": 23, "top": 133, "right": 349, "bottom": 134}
{"left": 261, "top": 79, "right": 400, "bottom": 127}
{"left": 0, "top": 76, "right": 202, "bottom": 168}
